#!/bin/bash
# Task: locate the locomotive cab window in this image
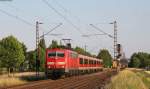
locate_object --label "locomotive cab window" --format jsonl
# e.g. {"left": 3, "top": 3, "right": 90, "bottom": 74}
{"left": 48, "top": 52, "right": 56, "bottom": 57}
{"left": 48, "top": 51, "right": 64, "bottom": 58}
{"left": 57, "top": 52, "right": 65, "bottom": 57}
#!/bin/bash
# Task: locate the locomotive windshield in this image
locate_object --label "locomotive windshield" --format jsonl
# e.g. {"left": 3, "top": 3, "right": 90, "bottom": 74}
{"left": 48, "top": 51, "right": 64, "bottom": 58}
{"left": 57, "top": 52, "right": 65, "bottom": 57}
{"left": 48, "top": 52, "right": 56, "bottom": 57}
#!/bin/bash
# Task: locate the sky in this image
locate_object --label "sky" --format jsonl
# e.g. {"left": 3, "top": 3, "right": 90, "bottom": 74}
{"left": 0, "top": 0, "right": 150, "bottom": 58}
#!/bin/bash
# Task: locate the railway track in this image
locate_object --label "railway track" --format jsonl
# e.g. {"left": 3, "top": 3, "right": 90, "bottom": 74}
{"left": 5, "top": 70, "right": 116, "bottom": 89}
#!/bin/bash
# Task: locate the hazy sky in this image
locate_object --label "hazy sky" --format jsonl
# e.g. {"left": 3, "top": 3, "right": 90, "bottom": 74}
{"left": 0, "top": 0, "right": 150, "bottom": 58}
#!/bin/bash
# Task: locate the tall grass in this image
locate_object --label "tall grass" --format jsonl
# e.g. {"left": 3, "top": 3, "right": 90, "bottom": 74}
{"left": 145, "top": 71, "right": 150, "bottom": 74}
{"left": 0, "top": 77, "right": 26, "bottom": 88}
{"left": 0, "top": 72, "right": 45, "bottom": 88}
{"left": 106, "top": 70, "right": 148, "bottom": 89}
{"left": 136, "top": 70, "right": 150, "bottom": 88}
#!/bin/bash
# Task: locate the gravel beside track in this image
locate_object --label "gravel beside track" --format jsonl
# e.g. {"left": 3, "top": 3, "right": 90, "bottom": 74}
{"left": 5, "top": 70, "right": 116, "bottom": 89}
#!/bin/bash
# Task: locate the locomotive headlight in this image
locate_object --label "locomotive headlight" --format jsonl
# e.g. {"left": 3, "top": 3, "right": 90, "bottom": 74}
{"left": 48, "top": 66, "right": 51, "bottom": 68}
{"left": 47, "top": 62, "right": 54, "bottom": 65}
{"left": 61, "top": 66, "right": 65, "bottom": 68}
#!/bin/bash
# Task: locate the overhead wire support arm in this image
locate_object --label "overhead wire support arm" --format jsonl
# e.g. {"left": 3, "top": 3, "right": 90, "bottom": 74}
{"left": 89, "top": 24, "right": 114, "bottom": 38}
{"left": 40, "top": 23, "right": 63, "bottom": 38}
{"left": 90, "top": 21, "right": 118, "bottom": 61}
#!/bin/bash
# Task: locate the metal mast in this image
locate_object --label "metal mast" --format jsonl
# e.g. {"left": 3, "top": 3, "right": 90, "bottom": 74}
{"left": 36, "top": 21, "right": 42, "bottom": 77}
{"left": 113, "top": 21, "right": 117, "bottom": 60}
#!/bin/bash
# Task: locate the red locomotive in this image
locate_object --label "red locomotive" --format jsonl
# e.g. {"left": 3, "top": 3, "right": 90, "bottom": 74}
{"left": 45, "top": 48, "right": 103, "bottom": 79}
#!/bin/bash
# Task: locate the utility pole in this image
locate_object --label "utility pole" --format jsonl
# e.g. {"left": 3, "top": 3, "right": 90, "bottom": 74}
{"left": 109, "top": 21, "right": 117, "bottom": 60}
{"left": 111, "top": 21, "right": 120, "bottom": 70}
{"left": 36, "top": 21, "right": 42, "bottom": 77}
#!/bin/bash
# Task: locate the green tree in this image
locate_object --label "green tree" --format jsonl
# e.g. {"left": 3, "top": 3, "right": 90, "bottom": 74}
{"left": 48, "top": 40, "right": 58, "bottom": 49}
{"left": 20, "top": 43, "right": 27, "bottom": 71}
{"left": 0, "top": 44, "right": 5, "bottom": 68}
{"left": 39, "top": 38, "right": 46, "bottom": 71}
{"left": 26, "top": 51, "right": 36, "bottom": 71}
{"left": 97, "top": 49, "right": 112, "bottom": 68}
{"left": 132, "top": 57, "right": 140, "bottom": 68}
{"left": 129, "top": 52, "right": 150, "bottom": 68}
{"left": 129, "top": 53, "right": 141, "bottom": 68}
{"left": 73, "top": 46, "right": 92, "bottom": 56}
{"left": 39, "top": 38, "right": 46, "bottom": 49}
{"left": 74, "top": 46, "right": 85, "bottom": 54}
{"left": 21, "top": 43, "right": 27, "bottom": 57}
{"left": 0, "top": 36, "right": 25, "bottom": 73}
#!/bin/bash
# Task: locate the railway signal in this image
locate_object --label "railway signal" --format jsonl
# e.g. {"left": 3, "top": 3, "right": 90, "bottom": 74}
{"left": 117, "top": 44, "right": 122, "bottom": 59}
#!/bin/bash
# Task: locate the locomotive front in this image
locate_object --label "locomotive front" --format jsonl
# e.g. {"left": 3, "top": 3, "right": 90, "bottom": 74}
{"left": 45, "top": 49, "right": 66, "bottom": 78}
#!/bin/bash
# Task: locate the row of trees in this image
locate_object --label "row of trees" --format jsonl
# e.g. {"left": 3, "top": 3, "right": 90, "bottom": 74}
{"left": 129, "top": 52, "right": 150, "bottom": 68}
{"left": 0, "top": 36, "right": 47, "bottom": 72}
{"left": 0, "top": 35, "right": 113, "bottom": 74}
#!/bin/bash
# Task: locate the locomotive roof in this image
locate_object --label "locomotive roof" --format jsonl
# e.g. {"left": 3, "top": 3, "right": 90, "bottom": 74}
{"left": 46, "top": 48, "right": 77, "bottom": 52}
{"left": 46, "top": 48, "right": 102, "bottom": 62}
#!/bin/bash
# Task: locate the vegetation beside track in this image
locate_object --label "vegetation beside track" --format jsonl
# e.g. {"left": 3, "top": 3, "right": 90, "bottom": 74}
{"left": 0, "top": 77, "right": 26, "bottom": 88}
{"left": 0, "top": 72, "right": 45, "bottom": 88}
{"left": 106, "top": 69, "right": 149, "bottom": 89}
{"left": 7, "top": 70, "right": 116, "bottom": 89}
{"left": 134, "top": 70, "right": 150, "bottom": 88}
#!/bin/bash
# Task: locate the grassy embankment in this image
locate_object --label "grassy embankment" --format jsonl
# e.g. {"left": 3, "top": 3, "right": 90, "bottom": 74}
{"left": 0, "top": 72, "right": 45, "bottom": 88}
{"left": 0, "top": 77, "right": 26, "bottom": 88}
{"left": 106, "top": 69, "right": 150, "bottom": 89}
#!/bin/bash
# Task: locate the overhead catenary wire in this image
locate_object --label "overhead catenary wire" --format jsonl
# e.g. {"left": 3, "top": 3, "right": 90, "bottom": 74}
{"left": 40, "top": 23, "right": 63, "bottom": 38}
{"left": 52, "top": 0, "right": 81, "bottom": 23}
{"left": 82, "top": 34, "right": 105, "bottom": 37}
{"left": 0, "top": 9, "right": 33, "bottom": 26}
{"left": 42, "top": 0, "right": 84, "bottom": 35}
{"left": 2, "top": 4, "right": 50, "bottom": 33}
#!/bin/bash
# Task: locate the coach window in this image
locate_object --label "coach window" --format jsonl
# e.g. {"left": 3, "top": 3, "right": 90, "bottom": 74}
{"left": 92, "top": 60, "right": 94, "bottom": 64}
{"left": 89, "top": 60, "right": 91, "bottom": 64}
{"left": 98, "top": 61, "right": 100, "bottom": 64}
{"left": 100, "top": 61, "right": 102, "bottom": 64}
{"left": 94, "top": 61, "right": 96, "bottom": 64}
{"left": 79, "top": 58, "right": 83, "bottom": 64}
{"left": 97, "top": 61, "right": 99, "bottom": 64}
{"left": 84, "top": 59, "right": 88, "bottom": 64}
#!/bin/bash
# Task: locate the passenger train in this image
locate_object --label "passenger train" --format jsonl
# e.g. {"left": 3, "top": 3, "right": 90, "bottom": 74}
{"left": 45, "top": 48, "right": 103, "bottom": 79}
